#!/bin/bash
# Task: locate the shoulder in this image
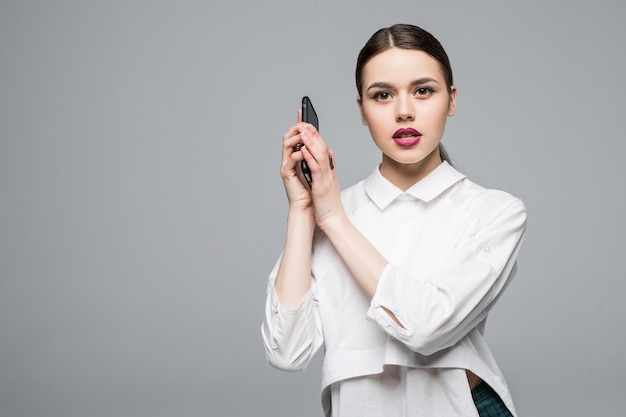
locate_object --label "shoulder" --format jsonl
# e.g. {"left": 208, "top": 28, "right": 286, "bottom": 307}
{"left": 448, "top": 178, "right": 527, "bottom": 225}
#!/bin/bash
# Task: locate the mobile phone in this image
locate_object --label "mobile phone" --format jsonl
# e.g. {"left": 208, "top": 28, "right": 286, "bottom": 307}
{"left": 301, "top": 96, "right": 318, "bottom": 188}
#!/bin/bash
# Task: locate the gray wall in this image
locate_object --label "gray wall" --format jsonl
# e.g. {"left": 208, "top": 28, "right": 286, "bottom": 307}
{"left": 1, "top": 1, "right": 625, "bottom": 416}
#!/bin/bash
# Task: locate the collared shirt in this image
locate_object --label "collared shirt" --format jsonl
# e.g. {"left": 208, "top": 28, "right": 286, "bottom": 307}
{"left": 262, "top": 162, "right": 527, "bottom": 417}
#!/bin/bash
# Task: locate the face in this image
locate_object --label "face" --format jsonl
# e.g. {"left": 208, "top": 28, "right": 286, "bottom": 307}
{"left": 358, "top": 47, "right": 456, "bottom": 182}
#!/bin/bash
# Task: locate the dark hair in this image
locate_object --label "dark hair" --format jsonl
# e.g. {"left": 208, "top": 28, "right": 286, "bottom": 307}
{"left": 355, "top": 24, "right": 454, "bottom": 164}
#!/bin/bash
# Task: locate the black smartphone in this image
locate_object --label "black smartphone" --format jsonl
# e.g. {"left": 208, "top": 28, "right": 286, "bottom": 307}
{"left": 301, "top": 96, "right": 318, "bottom": 188}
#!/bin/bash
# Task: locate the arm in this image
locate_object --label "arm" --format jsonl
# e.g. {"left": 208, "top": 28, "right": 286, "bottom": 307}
{"left": 316, "top": 214, "right": 387, "bottom": 299}
{"left": 263, "top": 209, "right": 321, "bottom": 370}
{"left": 262, "top": 260, "right": 323, "bottom": 371}
{"left": 273, "top": 114, "right": 318, "bottom": 307}
{"left": 274, "top": 207, "right": 316, "bottom": 308}
{"left": 298, "top": 123, "right": 393, "bottom": 311}
{"left": 319, "top": 215, "right": 408, "bottom": 327}
{"left": 316, "top": 190, "right": 526, "bottom": 355}
{"left": 367, "top": 198, "right": 527, "bottom": 355}
{"left": 261, "top": 115, "right": 323, "bottom": 370}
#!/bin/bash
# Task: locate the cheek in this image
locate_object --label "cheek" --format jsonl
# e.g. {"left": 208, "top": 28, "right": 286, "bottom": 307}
{"left": 423, "top": 103, "right": 451, "bottom": 129}
{"left": 363, "top": 106, "right": 389, "bottom": 129}
{"left": 366, "top": 115, "right": 389, "bottom": 140}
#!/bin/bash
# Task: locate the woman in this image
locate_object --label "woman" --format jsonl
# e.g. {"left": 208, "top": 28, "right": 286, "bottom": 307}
{"left": 262, "top": 24, "right": 526, "bottom": 417}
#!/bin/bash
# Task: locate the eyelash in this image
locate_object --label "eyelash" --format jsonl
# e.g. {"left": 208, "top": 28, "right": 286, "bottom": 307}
{"left": 372, "top": 91, "right": 392, "bottom": 101}
{"left": 415, "top": 87, "right": 435, "bottom": 96}
{"left": 372, "top": 87, "right": 435, "bottom": 101}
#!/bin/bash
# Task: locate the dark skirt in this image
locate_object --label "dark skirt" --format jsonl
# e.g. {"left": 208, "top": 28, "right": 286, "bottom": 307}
{"left": 471, "top": 382, "right": 514, "bottom": 417}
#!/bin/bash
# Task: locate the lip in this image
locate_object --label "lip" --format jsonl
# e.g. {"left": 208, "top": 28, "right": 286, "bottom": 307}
{"left": 392, "top": 128, "right": 422, "bottom": 147}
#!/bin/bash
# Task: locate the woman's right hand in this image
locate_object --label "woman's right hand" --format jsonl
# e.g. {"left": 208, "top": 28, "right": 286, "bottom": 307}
{"left": 274, "top": 112, "right": 317, "bottom": 309}
{"left": 281, "top": 112, "right": 313, "bottom": 212}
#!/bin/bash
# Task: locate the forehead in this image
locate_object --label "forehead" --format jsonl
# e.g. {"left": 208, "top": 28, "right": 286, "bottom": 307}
{"left": 362, "top": 48, "right": 445, "bottom": 84}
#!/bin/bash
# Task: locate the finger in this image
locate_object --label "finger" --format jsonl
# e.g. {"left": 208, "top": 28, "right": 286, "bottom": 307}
{"left": 297, "top": 120, "right": 318, "bottom": 135}
{"left": 282, "top": 123, "right": 305, "bottom": 157}
{"left": 299, "top": 149, "right": 318, "bottom": 183}
{"left": 308, "top": 149, "right": 336, "bottom": 178}
{"left": 301, "top": 145, "right": 333, "bottom": 176}
{"left": 281, "top": 143, "right": 300, "bottom": 179}
{"left": 283, "top": 131, "right": 303, "bottom": 151}
{"left": 300, "top": 127, "right": 328, "bottom": 166}
{"left": 282, "top": 122, "right": 301, "bottom": 143}
{"left": 300, "top": 146, "right": 338, "bottom": 197}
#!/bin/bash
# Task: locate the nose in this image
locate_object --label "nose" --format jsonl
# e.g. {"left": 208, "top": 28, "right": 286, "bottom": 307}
{"left": 395, "top": 94, "right": 415, "bottom": 122}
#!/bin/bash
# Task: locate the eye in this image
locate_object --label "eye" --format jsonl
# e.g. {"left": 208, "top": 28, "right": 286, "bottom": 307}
{"left": 415, "top": 87, "right": 435, "bottom": 97}
{"left": 373, "top": 91, "right": 392, "bottom": 101}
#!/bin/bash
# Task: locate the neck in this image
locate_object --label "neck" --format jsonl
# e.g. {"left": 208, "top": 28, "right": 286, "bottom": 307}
{"left": 379, "top": 150, "right": 443, "bottom": 191}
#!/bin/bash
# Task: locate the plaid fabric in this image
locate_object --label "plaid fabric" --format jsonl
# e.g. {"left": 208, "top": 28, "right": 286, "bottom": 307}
{"left": 471, "top": 382, "right": 514, "bottom": 417}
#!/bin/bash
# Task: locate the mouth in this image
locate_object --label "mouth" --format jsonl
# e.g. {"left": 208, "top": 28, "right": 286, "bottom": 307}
{"left": 392, "top": 128, "right": 422, "bottom": 147}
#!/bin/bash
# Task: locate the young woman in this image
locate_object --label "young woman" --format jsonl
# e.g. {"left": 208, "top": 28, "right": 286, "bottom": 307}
{"left": 262, "top": 24, "right": 527, "bottom": 417}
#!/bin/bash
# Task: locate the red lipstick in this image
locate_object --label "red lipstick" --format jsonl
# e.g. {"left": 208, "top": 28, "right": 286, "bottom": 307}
{"left": 392, "top": 128, "right": 422, "bottom": 147}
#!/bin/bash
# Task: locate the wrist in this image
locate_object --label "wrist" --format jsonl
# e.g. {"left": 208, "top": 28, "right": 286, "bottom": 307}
{"left": 287, "top": 205, "right": 316, "bottom": 229}
{"left": 317, "top": 211, "right": 349, "bottom": 234}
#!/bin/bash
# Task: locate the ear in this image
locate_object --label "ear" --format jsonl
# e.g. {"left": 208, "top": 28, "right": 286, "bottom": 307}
{"left": 356, "top": 96, "right": 368, "bottom": 125}
{"left": 447, "top": 86, "right": 457, "bottom": 117}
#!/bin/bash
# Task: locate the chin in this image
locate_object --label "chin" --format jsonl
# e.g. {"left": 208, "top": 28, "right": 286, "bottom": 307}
{"left": 393, "top": 152, "right": 434, "bottom": 165}
{"left": 385, "top": 148, "right": 442, "bottom": 167}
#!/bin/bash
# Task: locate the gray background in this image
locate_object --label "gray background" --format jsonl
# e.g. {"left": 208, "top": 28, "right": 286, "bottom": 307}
{"left": 1, "top": 1, "right": 625, "bottom": 416}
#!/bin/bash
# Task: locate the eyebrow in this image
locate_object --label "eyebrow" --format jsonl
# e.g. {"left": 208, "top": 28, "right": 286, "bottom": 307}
{"left": 366, "top": 77, "right": 441, "bottom": 92}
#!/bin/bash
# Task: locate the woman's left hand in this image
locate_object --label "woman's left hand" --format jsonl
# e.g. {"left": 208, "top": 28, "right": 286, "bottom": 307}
{"left": 298, "top": 123, "right": 346, "bottom": 230}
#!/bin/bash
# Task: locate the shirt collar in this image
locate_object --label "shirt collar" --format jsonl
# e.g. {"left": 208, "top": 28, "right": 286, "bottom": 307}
{"left": 364, "top": 161, "right": 467, "bottom": 209}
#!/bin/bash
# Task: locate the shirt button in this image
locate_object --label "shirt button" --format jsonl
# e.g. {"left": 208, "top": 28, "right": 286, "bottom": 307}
{"left": 483, "top": 246, "right": 491, "bottom": 253}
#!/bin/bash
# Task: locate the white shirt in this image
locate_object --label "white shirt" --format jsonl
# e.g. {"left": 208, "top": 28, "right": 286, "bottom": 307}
{"left": 262, "top": 162, "right": 527, "bottom": 417}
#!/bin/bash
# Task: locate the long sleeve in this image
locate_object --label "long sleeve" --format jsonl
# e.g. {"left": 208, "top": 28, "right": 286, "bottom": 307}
{"left": 366, "top": 197, "right": 527, "bottom": 356}
{"left": 261, "top": 260, "right": 323, "bottom": 371}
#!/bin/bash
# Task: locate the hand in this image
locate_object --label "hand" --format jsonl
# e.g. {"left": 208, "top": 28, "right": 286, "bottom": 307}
{"left": 280, "top": 111, "right": 314, "bottom": 212}
{"left": 298, "top": 123, "right": 346, "bottom": 230}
